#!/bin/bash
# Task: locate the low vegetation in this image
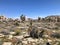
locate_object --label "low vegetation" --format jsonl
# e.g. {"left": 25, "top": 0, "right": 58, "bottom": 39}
{"left": 0, "top": 15, "right": 60, "bottom": 45}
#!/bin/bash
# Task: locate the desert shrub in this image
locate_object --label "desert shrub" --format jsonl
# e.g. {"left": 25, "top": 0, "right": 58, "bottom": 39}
{"left": 46, "top": 42, "right": 51, "bottom": 45}
{"left": 13, "top": 30, "right": 20, "bottom": 36}
{"left": 16, "top": 39, "right": 22, "bottom": 45}
{"left": 58, "top": 42, "right": 60, "bottom": 45}
{"left": 0, "top": 21, "right": 3, "bottom": 24}
{"left": 14, "top": 22, "right": 19, "bottom": 26}
{"left": 55, "top": 22, "right": 60, "bottom": 27}
{"left": 30, "top": 28, "right": 38, "bottom": 38}
{"left": 53, "top": 26, "right": 59, "bottom": 30}
{"left": 38, "top": 17, "right": 41, "bottom": 22}
{"left": 51, "top": 33, "right": 60, "bottom": 38}
{"left": 0, "top": 39, "right": 3, "bottom": 45}
{"left": 29, "top": 26, "right": 44, "bottom": 38}
{"left": 39, "top": 30, "right": 44, "bottom": 37}
{"left": 1, "top": 31, "right": 10, "bottom": 35}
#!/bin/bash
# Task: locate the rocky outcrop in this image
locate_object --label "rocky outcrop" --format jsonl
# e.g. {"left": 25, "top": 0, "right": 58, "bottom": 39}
{"left": 45, "top": 15, "right": 60, "bottom": 22}
{"left": 0, "top": 16, "right": 7, "bottom": 22}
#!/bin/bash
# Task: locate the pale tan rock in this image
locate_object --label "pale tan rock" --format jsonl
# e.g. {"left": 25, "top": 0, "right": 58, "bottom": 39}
{"left": 10, "top": 32, "right": 15, "bottom": 35}
{"left": 8, "top": 35, "right": 13, "bottom": 39}
{"left": 0, "top": 34, "right": 4, "bottom": 38}
{"left": 22, "top": 41, "right": 27, "bottom": 44}
{"left": 27, "top": 38, "right": 35, "bottom": 42}
{"left": 14, "top": 35, "right": 24, "bottom": 39}
{"left": 3, "top": 42, "right": 12, "bottom": 45}
{"left": 47, "top": 39, "right": 52, "bottom": 43}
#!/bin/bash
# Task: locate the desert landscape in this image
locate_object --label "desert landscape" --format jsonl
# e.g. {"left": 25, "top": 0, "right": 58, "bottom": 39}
{"left": 0, "top": 15, "right": 60, "bottom": 45}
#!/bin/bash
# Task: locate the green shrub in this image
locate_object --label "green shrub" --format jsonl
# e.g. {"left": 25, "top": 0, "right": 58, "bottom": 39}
{"left": 58, "top": 42, "right": 60, "bottom": 45}
{"left": 13, "top": 30, "right": 20, "bottom": 36}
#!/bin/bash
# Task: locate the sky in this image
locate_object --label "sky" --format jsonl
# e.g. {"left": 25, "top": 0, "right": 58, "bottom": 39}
{"left": 0, "top": 0, "right": 60, "bottom": 19}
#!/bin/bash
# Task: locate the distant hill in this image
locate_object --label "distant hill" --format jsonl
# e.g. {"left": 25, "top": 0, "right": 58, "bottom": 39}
{"left": 44, "top": 15, "right": 60, "bottom": 22}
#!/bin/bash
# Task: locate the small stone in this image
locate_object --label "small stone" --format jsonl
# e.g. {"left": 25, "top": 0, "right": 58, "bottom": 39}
{"left": 22, "top": 41, "right": 27, "bottom": 44}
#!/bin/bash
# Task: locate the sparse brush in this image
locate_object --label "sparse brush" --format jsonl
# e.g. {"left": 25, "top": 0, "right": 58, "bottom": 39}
{"left": 13, "top": 30, "right": 21, "bottom": 36}
{"left": 51, "top": 33, "right": 60, "bottom": 38}
{"left": 14, "top": 22, "right": 19, "bottom": 26}
{"left": 58, "top": 42, "right": 60, "bottom": 45}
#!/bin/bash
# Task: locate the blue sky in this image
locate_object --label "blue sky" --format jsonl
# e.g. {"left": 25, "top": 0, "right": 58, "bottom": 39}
{"left": 0, "top": 0, "right": 60, "bottom": 18}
